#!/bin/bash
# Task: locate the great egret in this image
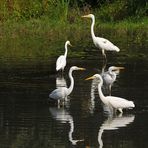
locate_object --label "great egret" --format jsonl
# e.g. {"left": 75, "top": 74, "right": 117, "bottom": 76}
{"left": 49, "top": 66, "right": 85, "bottom": 105}
{"left": 85, "top": 74, "right": 135, "bottom": 113}
{"left": 102, "top": 66, "right": 124, "bottom": 95}
{"left": 82, "top": 14, "right": 120, "bottom": 59}
{"left": 56, "top": 40, "right": 72, "bottom": 72}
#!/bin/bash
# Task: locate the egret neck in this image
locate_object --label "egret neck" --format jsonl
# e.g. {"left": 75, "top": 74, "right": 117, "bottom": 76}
{"left": 67, "top": 68, "right": 74, "bottom": 95}
{"left": 91, "top": 15, "right": 96, "bottom": 42}
{"left": 64, "top": 42, "right": 68, "bottom": 57}
{"left": 98, "top": 77, "right": 108, "bottom": 105}
{"left": 109, "top": 68, "right": 116, "bottom": 81}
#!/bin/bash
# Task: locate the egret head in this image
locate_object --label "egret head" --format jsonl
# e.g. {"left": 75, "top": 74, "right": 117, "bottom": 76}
{"left": 109, "top": 66, "right": 124, "bottom": 73}
{"left": 71, "top": 66, "right": 86, "bottom": 71}
{"left": 81, "top": 14, "right": 94, "bottom": 19}
{"left": 66, "top": 40, "right": 72, "bottom": 46}
{"left": 85, "top": 74, "right": 102, "bottom": 82}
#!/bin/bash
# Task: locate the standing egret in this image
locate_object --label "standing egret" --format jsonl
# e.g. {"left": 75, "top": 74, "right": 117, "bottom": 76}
{"left": 49, "top": 66, "right": 85, "bottom": 105}
{"left": 85, "top": 74, "right": 135, "bottom": 113}
{"left": 82, "top": 14, "right": 120, "bottom": 59}
{"left": 102, "top": 66, "right": 124, "bottom": 95}
{"left": 56, "top": 40, "right": 72, "bottom": 72}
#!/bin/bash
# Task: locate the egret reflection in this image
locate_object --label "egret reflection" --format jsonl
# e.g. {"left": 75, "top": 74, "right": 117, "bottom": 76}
{"left": 49, "top": 107, "right": 84, "bottom": 145}
{"left": 98, "top": 114, "right": 135, "bottom": 148}
{"left": 88, "top": 62, "right": 107, "bottom": 114}
{"left": 56, "top": 76, "right": 67, "bottom": 88}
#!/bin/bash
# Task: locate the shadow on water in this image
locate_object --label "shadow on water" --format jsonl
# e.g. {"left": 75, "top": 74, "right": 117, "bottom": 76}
{"left": 0, "top": 54, "right": 148, "bottom": 147}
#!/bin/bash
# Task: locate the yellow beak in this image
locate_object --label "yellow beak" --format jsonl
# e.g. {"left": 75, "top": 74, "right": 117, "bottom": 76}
{"left": 69, "top": 42, "right": 72, "bottom": 47}
{"left": 78, "top": 67, "right": 86, "bottom": 71}
{"left": 81, "top": 15, "right": 89, "bottom": 18}
{"left": 116, "top": 67, "right": 125, "bottom": 70}
{"left": 85, "top": 76, "right": 95, "bottom": 80}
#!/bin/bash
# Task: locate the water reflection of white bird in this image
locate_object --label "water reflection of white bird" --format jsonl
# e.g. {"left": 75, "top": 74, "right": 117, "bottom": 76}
{"left": 82, "top": 14, "right": 120, "bottom": 59}
{"left": 98, "top": 114, "right": 135, "bottom": 148}
{"left": 85, "top": 74, "right": 135, "bottom": 114}
{"left": 49, "top": 66, "right": 85, "bottom": 106}
{"left": 56, "top": 76, "right": 67, "bottom": 88}
{"left": 102, "top": 66, "right": 124, "bottom": 95}
{"left": 49, "top": 107, "right": 84, "bottom": 145}
{"left": 56, "top": 41, "right": 72, "bottom": 72}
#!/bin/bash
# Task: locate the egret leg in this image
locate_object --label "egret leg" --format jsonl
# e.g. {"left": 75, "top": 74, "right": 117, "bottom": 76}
{"left": 102, "top": 49, "right": 107, "bottom": 61}
{"left": 109, "top": 85, "right": 112, "bottom": 96}
{"left": 65, "top": 96, "right": 68, "bottom": 101}
{"left": 57, "top": 100, "right": 60, "bottom": 108}
{"left": 118, "top": 108, "right": 123, "bottom": 113}
{"left": 62, "top": 100, "right": 65, "bottom": 106}
{"left": 60, "top": 69, "right": 63, "bottom": 77}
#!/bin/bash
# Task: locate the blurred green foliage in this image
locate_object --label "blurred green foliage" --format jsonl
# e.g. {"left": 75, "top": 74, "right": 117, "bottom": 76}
{"left": 0, "top": 0, "right": 148, "bottom": 22}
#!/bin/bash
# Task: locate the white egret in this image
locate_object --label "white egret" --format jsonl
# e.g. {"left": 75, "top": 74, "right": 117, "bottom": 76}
{"left": 85, "top": 74, "right": 135, "bottom": 113}
{"left": 82, "top": 14, "right": 120, "bottom": 59}
{"left": 49, "top": 66, "right": 85, "bottom": 105}
{"left": 102, "top": 66, "right": 124, "bottom": 95}
{"left": 56, "top": 40, "right": 72, "bottom": 72}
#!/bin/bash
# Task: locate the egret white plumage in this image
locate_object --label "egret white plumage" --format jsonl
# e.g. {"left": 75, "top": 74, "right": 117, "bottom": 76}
{"left": 49, "top": 66, "right": 85, "bottom": 105}
{"left": 102, "top": 66, "right": 124, "bottom": 95}
{"left": 56, "top": 40, "right": 72, "bottom": 72}
{"left": 85, "top": 74, "right": 135, "bottom": 113}
{"left": 82, "top": 14, "right": 120, "bottom": 59}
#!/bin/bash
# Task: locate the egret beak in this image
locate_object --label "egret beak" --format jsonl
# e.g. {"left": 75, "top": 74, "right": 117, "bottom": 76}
{"left": 81, "top": 14, "right": 90, "bottom": 18}
{"left": 78, "top": 67, "right": 86, "bottom": 71}
{"left": 116, "top": 67, "right": 125, "bottom": 70}
{"left": 85, "top": 76, "right": 95, "bottom": 80}
{"left": 69, "top": 42, "right": 73, "bottom": 47}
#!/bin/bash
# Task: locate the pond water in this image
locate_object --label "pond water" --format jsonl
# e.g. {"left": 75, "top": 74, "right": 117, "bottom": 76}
{"left": 0, "top": 54, "right": 148, "bottom": 148}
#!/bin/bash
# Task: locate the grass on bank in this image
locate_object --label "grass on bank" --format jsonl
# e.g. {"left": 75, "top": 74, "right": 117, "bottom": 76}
{"left": 1, "top": 14, "right": 148, "bottom": 61}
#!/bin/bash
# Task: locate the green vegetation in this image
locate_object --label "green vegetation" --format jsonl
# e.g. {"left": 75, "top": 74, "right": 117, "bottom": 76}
{"left": 0, "top": 0, "right": 148, "bottom": 61}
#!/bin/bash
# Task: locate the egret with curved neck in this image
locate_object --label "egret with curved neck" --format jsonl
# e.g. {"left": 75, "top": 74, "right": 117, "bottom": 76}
{"left": 56, "top": 40, "right": 72, "bottom": 72}
{"left": 49, "top": 66, "right": 85, "bottom": 106}
{"left": 85, "top": 74, "right": 135, "bottom": 113}
{"left": 102, "top": 66, "right": 125, "bottom": 95}
{"left": 82, "top": 14, "right": 120, "bottom": 59}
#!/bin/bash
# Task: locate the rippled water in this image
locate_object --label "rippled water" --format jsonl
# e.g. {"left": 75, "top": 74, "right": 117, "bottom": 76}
{"left": 0, "top": 56, "right": 148, "bottom": 148}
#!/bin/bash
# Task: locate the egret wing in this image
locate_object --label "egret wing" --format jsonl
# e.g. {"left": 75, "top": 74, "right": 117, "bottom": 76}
{"left": 49, "top": 87, "right": 68, "bottom": 100}
{"left": 96, "top": 37, "right": 120, "bottom": 52}
{"left": 107, "top": 96, "right": 135, "bottom": 109}
{"left": 56, "top": 55, "right": 66, "bottom": 71}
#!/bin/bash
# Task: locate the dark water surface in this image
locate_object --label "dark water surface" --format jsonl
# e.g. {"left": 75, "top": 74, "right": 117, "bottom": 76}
{"left": 0, "top": 56, "right": 148, "bottom": 148}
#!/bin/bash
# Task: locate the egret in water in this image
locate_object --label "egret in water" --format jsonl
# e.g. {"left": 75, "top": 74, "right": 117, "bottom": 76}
{"left": 102, "top": 66, "right": 125, "bottom": 95}
{"left": 56, "top": 40, "right": 72, "bottom": 72}
{"left": 82, "top": 14, "right": 120, "bottom": 59}
{"left": 85, "top": 74, "right": 135, "bottom": 113}
{"left": 49, "top": 66, "right": 85, "bottom": 106}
